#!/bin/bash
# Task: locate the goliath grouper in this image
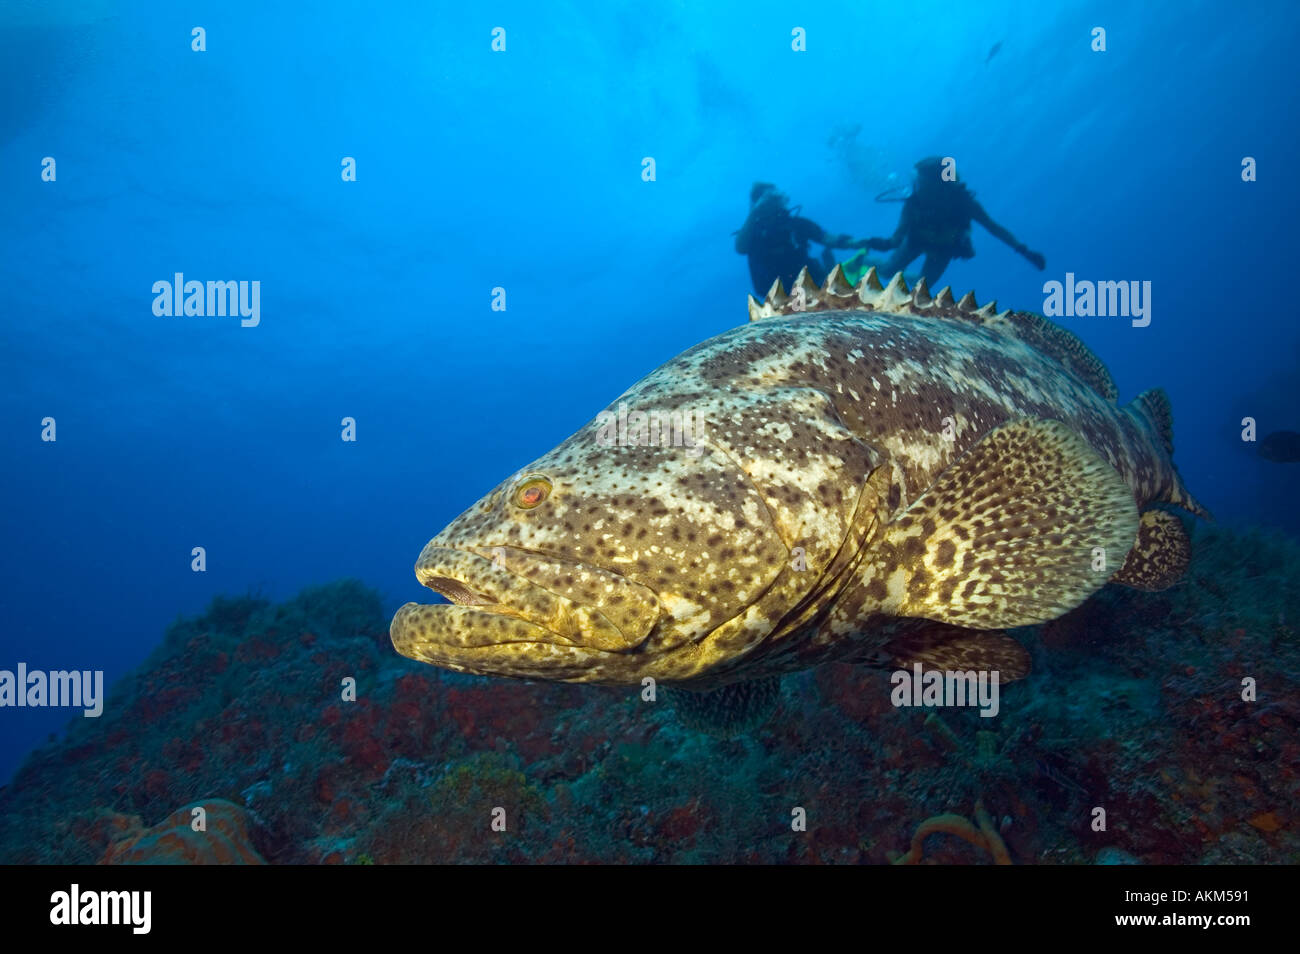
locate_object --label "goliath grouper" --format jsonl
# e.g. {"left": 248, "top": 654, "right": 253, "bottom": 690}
{"left": 391, "top": 267, "right": 1207, "bottom": 708}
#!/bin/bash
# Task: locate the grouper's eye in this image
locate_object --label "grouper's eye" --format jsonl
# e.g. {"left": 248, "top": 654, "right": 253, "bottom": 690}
{"left": 512, "top": 475, "right": 552, "bottom": 509}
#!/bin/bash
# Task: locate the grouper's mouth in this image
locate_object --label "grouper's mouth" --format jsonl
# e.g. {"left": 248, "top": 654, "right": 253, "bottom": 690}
{"left": 389, "top": 544, "right": 662, "bottom": 680}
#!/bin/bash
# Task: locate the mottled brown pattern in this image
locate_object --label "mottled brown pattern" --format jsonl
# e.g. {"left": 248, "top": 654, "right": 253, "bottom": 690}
{"left": 1113, "top": 509, "right": 1192, "bottom": 591}
{"left": 390, "top": 268, "right": 1207, "bottom": 688}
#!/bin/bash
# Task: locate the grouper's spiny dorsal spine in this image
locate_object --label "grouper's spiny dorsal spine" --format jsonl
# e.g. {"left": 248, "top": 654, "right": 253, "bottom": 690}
{"left": 749, "top": 265, "right": 1119, "bottom": 403}
{"left": 735, "top": 265, "right": 1204, "bottom": 522}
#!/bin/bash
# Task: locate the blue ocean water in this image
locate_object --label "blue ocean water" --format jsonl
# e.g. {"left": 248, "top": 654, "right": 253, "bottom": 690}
{"left": 1, "top": 0, "right": 1297, "bottom": 785}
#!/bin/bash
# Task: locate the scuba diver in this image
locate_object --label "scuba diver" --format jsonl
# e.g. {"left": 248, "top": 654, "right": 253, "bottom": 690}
{"left": 734, "top": 182, "right": 863, "bottom": 295}
{"left": 859, "top": 157, "right": 1046, "bottom": 286}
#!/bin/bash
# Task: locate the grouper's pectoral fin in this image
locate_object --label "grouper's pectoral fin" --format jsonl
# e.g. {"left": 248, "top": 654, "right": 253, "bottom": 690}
{"left": 1109, "top": 509, "right": 1191, "bottom": 591}
{"left": 882, "top": 624, "right": 1031, "bottom": 682}
{"left": 866, "top": 417, "right": 1140, "bottom": 629}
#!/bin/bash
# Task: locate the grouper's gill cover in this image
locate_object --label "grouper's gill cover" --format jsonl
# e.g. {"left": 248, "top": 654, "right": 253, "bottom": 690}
{"left": 391, "top": 266, "right": 1207, "bottom": 689}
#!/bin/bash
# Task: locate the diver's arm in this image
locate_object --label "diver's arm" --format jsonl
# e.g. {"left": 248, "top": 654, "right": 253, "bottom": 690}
{"left": 807, "top": 222, "right": 861, "bottom": 250}
{"left": 823, "top": 231, "right": 861, "bottom": 249}
{"left": 972, "top": 200, "right": 1045, "bottom": 269}
{"left": 862, "top": 219, "right": 906, "bottom": 251}
{"left": 793, "top": 217, "right": 853, "bottom": 249}
{"left": 970, "top": 201, "right": 1018, "bottom": 246}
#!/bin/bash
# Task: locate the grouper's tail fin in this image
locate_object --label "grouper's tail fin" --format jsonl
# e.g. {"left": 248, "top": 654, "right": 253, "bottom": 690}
{"left": 1127, "top": 388, "right": 1213, "bottom": 521}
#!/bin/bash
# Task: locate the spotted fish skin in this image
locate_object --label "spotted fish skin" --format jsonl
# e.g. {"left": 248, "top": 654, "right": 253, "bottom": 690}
{"left": 391, "top": 267, "right": 1206, "bottom": 689}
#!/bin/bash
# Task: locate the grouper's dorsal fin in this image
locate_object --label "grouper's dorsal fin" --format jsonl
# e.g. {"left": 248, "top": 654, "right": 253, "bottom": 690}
{"left": 747, "top": 266, "right": 1003, "bottom": 322}
{"left": 1128, "top": 388, "right": 1175, "bottom": 454}
{"left": 985, "top": 311, "right": 1119, "bottom": 401}
{"left": 746, "top": 267, "right": 1119, "bottom": 402}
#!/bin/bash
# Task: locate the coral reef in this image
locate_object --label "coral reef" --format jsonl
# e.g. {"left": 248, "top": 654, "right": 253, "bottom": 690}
{"left": 0, "top": 523, "right": 1297, "bottom": 864}
{"left": 99, "top": 800, "right": 264, "bottom": 864}
{"left": 888, "top": 800, "right": 1012, "bottom": 864}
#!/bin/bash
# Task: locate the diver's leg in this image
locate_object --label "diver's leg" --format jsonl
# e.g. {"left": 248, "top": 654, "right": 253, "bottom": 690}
{"left": 819, "top": 245, "right": 836, "bottom": 275}
{"left": 881, "top": 243, "right": 920, "bottom": 280}
{"left": 807, "top": 253, "right": 831, "bottom": 287}
{"left": 921, "top": 253, "right": 952, "bottom": 286}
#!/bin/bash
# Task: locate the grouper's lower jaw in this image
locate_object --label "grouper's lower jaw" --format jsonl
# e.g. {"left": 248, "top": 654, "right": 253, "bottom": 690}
{"left": 390, "top": 544, "right": 663, "bottom": 684}
{"left": 389, "top": 602, "right": 629, "bottom": 683}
